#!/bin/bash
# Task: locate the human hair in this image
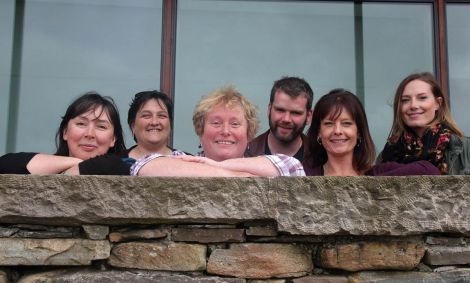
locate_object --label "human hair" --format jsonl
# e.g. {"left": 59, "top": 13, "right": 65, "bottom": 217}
{"left": 305, "top": 89, "right": 375, "bottom": 173}
{"left": 128, "top": 90, "right": 174, "bottom": 142}
{"left": 55, "top": 91, "right": 126, "bottom": 156}
{"left": 270, "top": 76, "right": 314, "bottom": 110}
{"left": 193, "top": 86, "right": 259, "bottom": 141}
{"left": 389, "top": 72, "right": 463, "bottom": 139}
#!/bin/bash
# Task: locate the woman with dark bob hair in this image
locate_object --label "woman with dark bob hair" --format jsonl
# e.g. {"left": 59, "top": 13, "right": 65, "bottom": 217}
{"left": 0, "top": 92, "right": 126, "bottom": 174}
{"left": 378, "top": 72, "right": 470, "bottom": 175}
{"left": 73, "top": 90, "right": 186, "bottom": 175}
{"left": 303, "top": 89, "right": 440, "bottom": 176}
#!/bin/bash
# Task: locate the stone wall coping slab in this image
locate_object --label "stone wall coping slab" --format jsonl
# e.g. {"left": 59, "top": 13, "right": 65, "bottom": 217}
{"left": 1, "top": 175, "right": 469, "bottom": 236}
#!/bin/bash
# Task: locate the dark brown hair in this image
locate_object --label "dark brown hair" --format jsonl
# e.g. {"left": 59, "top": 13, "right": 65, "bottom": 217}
{"left": 270, "top": 76, "right": 314, "bottom": 110}
{"left": 305, "top": 89, "right": 375, "bottom": 173}
{"left": 55, "top": 92, "right": 126, "bottom": 156}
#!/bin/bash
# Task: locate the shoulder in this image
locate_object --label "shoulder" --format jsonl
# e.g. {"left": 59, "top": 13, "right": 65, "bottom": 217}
{"left": 447, "top": 135, "right": 470, "bottom": 175}
{"left": 247, "top": 130, "right": 270, "bottom": 157}
{"left": 249, "top": 130, "right": 269, "bottom": 144}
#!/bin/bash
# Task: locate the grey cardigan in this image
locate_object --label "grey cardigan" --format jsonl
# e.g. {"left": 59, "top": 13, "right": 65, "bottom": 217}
{"left": 447, "top": 135, "right": 470, "bottom": 175}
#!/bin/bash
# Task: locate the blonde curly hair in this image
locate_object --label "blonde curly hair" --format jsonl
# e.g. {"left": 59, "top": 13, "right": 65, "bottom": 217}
{"left": 193, "top": 86, "right": 259, "bottom": 141}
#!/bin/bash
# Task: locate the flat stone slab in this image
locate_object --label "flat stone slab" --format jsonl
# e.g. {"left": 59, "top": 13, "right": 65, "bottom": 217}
{"left": 320, "top": 241, "right": 424, "bottom": 271}
{"left": 350, "top": 269, "right": 470, "bottom": 282}
{"left": 171, "top": 228, "right": 245, "bottom": 243}
{"left": 1, "top": 175, "right": 470, "bottom": 236}
{"left": 424, "top": 245, "right": 470, "bottom": 265}
{"left": 108, "top": 242, "right": 206, "bottom": 271}
{"left": 17, "top": 269, "right": 245, "bottom": 283}
{"left": 207, "top": 243, "right": 312, "bottom": 279}
{"left": 0, "top": 239, "right": 109, "bottom": 265}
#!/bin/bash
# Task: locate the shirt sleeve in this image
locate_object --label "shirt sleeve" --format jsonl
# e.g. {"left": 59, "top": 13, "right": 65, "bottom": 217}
{"left": 264, "top": 154, "right": 305, "bottom": 176}
{"left": 0, "top": 152, "right": 38, "bottom": 174}
{"left": 130, "top": 150, "right": 188, "bottom": 176}
{"left": 78, "top": 154, "right": 132, "bottom": 175}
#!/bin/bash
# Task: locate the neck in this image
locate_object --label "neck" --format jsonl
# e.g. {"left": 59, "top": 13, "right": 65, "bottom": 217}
{"left": 130, "top": 143, "right": 172, "bottom": 159}
{"left": 323, "top": 154, "right": 359, "bottom": 176}
{"left": 267, "top": 131, "right": 303, "bottom": 156}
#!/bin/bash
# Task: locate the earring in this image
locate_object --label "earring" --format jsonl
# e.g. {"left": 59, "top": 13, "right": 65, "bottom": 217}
{"left": 198, "top": 144, "right": 202, "bottom": 149}
{"left": 356, "top": 137, "right": 362, "bottom": 147}
{"left": 317, "top": 136, "right": 322, "bottom": 145}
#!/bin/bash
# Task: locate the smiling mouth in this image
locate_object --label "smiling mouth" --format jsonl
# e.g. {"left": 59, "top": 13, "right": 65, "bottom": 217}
{"left": 80, "top": 144, "right": 97, "bottom": 151}
{"left": 330, "top": 139, "right": 348, "bottom": 143}
{"left": 146, "top": 128, "right": 162, "bottom": 132}
{"left": 215, "top": 140, "right": 235, "bottom": 145}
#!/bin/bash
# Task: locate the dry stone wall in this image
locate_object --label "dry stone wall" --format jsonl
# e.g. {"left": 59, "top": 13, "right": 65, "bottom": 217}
{"left": 0, "top": 174, "right": 470, "bottom": 282}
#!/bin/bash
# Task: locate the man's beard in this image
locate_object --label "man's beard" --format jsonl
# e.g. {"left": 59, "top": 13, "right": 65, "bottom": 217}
{"left": 269, "top": 119, "right": 307, "bottom": 144}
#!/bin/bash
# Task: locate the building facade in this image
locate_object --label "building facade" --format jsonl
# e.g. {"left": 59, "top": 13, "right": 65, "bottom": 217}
{"left": 1, "top": 0, "right": 469, "bottom": 155}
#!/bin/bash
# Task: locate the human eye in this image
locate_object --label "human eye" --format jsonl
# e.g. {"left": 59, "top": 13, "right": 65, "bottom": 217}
{"left": 401, "top": 96, "right": 410, "bottom": 103}
{"left": 418, "top": 94, "right": 429, "bottom": 101}
{"left": 209, "top": 120, "right": 222, "bottom": 127}
{"left": 231, "top": 121, "right": 241, "bottom": 128}
{"left": 342, "top": 121, "right": 354, "bottom": 127}
{"left": 158, "top": 113, "right": 168, "bottom": 119}
{"left": 322, "top": 120, "right": 333, "bottom": 127}
{"left": 97, "top": 124, "right": 109, "bottom": 130}
{"left": 74, "top": 120, "right": 87, "bottom": 127}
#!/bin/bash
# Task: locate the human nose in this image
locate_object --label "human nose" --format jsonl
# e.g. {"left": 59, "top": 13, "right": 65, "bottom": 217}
{"left": 221, "top": 122, "right": 231, "bottom": 135}
{"left": 150, "top": 115, "right": 159, "bottom": 125}
{"left": 409, "top": 97, "right": 418, "bottom": 109}
{"left": 333, "top": 122, "right": 342, "bottom": 134}
{"left": 281, "top": 112, "right": 291, "bottom": 122}
{"left": 84, "top": 125, "right": 95, "bottom": 138}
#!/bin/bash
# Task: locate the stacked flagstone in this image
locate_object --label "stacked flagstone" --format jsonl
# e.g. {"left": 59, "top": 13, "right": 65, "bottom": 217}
{"left": 0, "top": 174, "right": 470, "bottom": 282}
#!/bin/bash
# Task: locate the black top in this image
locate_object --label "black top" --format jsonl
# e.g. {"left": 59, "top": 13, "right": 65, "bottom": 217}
{"left": 0, "top": 152, "right": 37, "bottom": 174}
{"left": 0, "top": 151, "right": 132, "bottom": 175}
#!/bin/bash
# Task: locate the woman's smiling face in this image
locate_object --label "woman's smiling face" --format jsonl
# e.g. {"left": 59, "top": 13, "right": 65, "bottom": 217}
{"left": 200, "top": 103, "right": 248, "bottom": 161}
{"left": 319, "top": 107, "right": 358, "bottom": 159}
{"left": 63, "top": 106, "right": 116, "bottom": 160}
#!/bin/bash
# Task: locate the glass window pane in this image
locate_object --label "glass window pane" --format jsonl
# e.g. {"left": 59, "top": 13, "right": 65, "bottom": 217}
{"left": 362, "top": 3, "right": 434, "bottom": 151}
{"left": 447, "top": 4, "right": 470, "bottom": 136}
{"left": 173, "top": 0, "right": 434, "bottom": 155}
{"left": 0, "top": 0, "right": 15, "bottom": 155}
{"left": 14, "top": 0, "right": 162, "bottom": 153}
{"left": 174, "top": 0, "right": 356, "bottom": 153}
